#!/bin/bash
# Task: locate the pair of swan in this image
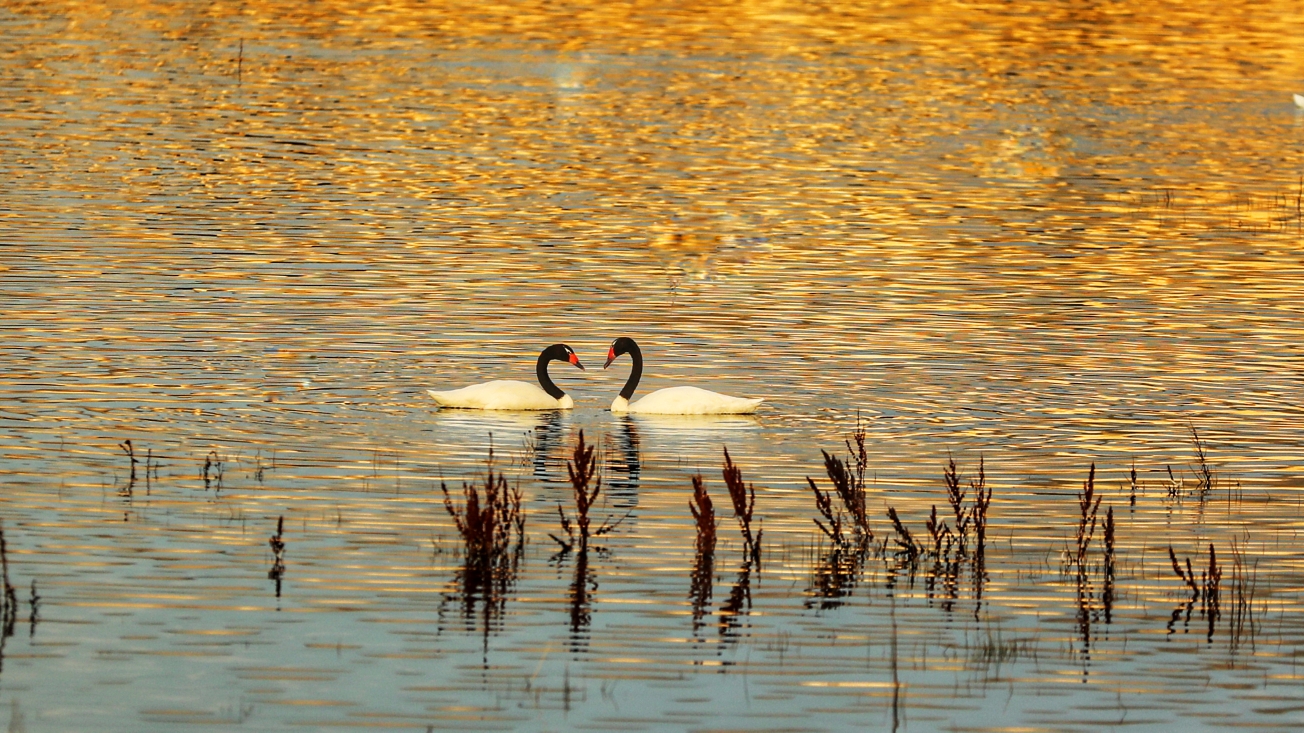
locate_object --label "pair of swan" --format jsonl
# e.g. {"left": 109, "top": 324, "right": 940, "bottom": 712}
{"left": 426, "top": 338, "right": 764, "bottom": 415}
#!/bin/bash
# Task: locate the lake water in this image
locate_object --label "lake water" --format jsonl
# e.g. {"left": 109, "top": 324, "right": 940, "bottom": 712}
{"left": 3, "top": 0, "right": 1304, "bottom": 730}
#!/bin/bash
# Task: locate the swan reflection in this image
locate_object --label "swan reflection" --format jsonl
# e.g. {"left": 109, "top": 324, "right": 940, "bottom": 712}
{"left": 604, "top": 416, "right": 641, "bottom": 509}
{"left": 625, "top": 413, "right": 762, "bottom": 458}
{"left": 429, "top": 408, "right": 566, "bottom": 472}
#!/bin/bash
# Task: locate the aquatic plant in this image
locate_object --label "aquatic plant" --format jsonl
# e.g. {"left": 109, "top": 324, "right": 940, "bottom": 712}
{"left": 1173, "top": 542, "right": 1220, "bottom": 639}
{"left": 1188, "top": 424, "right": 1215, "bottom": 495}
{"left": 118, "top": 439, "right": 139, "bottom": 496}
{"left": 1167, "top": 545, "right": 1199, "bottom": 598}
{"left": 27, "top": 580, "right": 38, "bottom": 637}
{"left": 942, "top": 455, "right": 991, "bottom": 556}
{"left": 1074, "top": 464, "right": 1102, "bottom": 572}
{"left": 1159, "top": 426, "right": 1221, "bottom": 502}
{"left": 806, "top": 419, "right": 873, "bottom": 552}
{"left": 723, "top": 447, "right": 761, "bottom": 564}
{"left": 443, "top": 447, "right": 525, "bottom": 562}
{"left": 1205, "top": 544, "right": 1222, "bottom": 631}
{"left": 1102, "top": 506, "right": 1116, "bottom": 622}
{"left": 690, "top": 473, "right": 717, "bottom": 555}
{"left": 887, "top": 507, "right": 922, "bottom": 560}
{"left": 1163, "top": 464, "right": 1184, "bottom": 499}
{"left": 808, "top": 474, "right": 850, "bottom": 547}
{"left": 688, "top": 474, "right": 716, "bottom": 636}
{"left": 203, "top": 450, "right": 224, "bottom": 492}
{"left": 1129, "top": 460, "right": 1139, "bottom": 507}
{"left": 809, "top": 475, "right": 849, "bottom": 549}
{"left": 970, "top": 458, "right": 992, "bottom": 553}
{"left": 439, "top": 445, "right": 528, "bottom": 640}
{"left": 268, "top": 515, "right": 286, "bottom": 580}
{"left": 838, "top": 416, "right": 873, "bottom": 542}
{"left": 551, "top": 430, "right": 625, "bottom": 554}
{"left": 925, "top": 504, "right": 953, "bottom": 557}
{"left": 0, "top": 525, "right": 15, "bottom": 637}
{"left": 1228, "top": 535, "right": 1259, "bottom": 653}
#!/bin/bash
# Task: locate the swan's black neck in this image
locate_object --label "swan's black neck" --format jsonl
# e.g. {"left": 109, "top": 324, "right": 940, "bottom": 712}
{"left": 536, "top": 348, "right": 566, "bottom": 399}
{"left": 619, "top": 341, "right": 643, "bottom": 400}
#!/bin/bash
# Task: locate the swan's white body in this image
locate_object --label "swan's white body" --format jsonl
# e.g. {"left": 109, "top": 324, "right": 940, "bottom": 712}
{"left": 1294, "top": 93, "right": 1304, "bottom": 109}
{"left": 610, "top": 386, "right": 763, "bottom": 415}
{"left": 428, "top": 381, "right": 574, "bottom": 411}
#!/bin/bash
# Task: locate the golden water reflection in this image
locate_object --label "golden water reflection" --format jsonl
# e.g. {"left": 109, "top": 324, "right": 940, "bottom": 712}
{"left": 4, "top": 0, "right": 1304, "bottom": 729}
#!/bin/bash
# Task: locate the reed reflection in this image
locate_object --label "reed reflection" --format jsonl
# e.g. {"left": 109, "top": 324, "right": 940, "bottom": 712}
{"left": 1066, "top": 465, "right": 1111, "bottom": 680}
{"left": 808, "top": 547, "right": 866, "bottom": 611}
{"left": 548, "top": 432, "right": 627, "bottom": 653}
{"left": 721, "top": 450, "right": 759, "bottom": 647}
{"left": 530, "top": 410, "right": 564, "bottom": 481}
{"left": 267, "top": 515, "right": 286, "bottom": 601}
{"left": 0, "top": 527, "right": 23, "bottom": 677}
{"left": 718, "top": 560, "right": 752, "bottom": 647}
{"left": 1166, "top": 543, "right": 1224, "bottom": 645}
{"left": 603, "top": 417, "right": 640, "bottom": 509}
{"left": 684, "top": 449, "right": 760, "bottom": 649}
{"left": 566, "top": 548, "right": 593, "bottom": 653}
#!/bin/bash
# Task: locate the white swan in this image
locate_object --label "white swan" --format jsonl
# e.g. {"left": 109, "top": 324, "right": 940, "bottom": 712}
{"left": 603, "top": 337, "right": 763, "bottom": 414}
{"left": 427, "top": 344, "right": 585, "bottom": 410}
{"left": 1294, "top": 93, "right": 1304, "bottom": 109}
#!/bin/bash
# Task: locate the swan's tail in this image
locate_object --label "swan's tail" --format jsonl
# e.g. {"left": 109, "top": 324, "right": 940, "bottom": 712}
{"left": 733, "top": 397, "right": 764, "bottom": 414}
{"left": 426, "top": 389, "right": 451, "bottom": 406}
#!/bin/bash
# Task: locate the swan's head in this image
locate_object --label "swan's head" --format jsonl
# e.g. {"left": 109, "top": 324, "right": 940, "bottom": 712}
{"left": 604, "top": 336, "right": 639, "bottom": 369}
{"left": 547, "top": 343, "right": 585, "bottom": 370}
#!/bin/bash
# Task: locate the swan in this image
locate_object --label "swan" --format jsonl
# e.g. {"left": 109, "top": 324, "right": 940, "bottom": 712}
{"left": 1294, "top": 93, "right": 1304, "bottom": 109}
{"left": 427, "top": 344, "right": 585, "bottom": 410}
{"left": 603, "top": 337, "right": 763, "bottom": 414}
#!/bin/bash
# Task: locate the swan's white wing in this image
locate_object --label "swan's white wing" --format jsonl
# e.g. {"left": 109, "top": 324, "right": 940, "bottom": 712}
{"left": 427, "top": 380, "right": 568, "bottom": 410}
{"left": 626, "top": 386, "right": 763, "bottom": 415}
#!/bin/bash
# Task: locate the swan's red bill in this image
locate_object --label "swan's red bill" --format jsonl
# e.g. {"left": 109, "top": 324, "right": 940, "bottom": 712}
{"left": 569, "top": 352, "right": 586, "bottom": 370}
{"left": 603, "top": 347, "right": 617, "bottom": 369}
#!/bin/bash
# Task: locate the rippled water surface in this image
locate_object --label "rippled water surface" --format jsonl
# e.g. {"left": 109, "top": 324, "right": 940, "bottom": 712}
{"left": 4, "top": 0, "right": 1304, "bottom": 730}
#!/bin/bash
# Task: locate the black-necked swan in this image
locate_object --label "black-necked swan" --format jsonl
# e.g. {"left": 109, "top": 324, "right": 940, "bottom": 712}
{"left": 427, "top": 344, "right": 585, "bottom": 410}
{"left": 603, "top": 337, "right": 763, "bottom": 415}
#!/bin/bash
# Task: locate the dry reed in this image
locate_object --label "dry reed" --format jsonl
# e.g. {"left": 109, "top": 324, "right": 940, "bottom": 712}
{"left": 942, "top": 456, "right": 991, "bottom": 556}
{"left": 118, "top": 439, "right": 138, "bottom": 496}
{"left": 1167, "top": 545, "right": 1199, "bottom": 597}
{"left": 690, "top": 474, "right": 717, "bottom": 556}
{"left": 1075, "top": 464, "right": 1102, "bottom": 571}
{"left": 887, "top": 507, "right": 921, "bottom": 560}
{"left": 552, "top": 431, "right": 625, "bottom": 554}
{"left": 1189, "top": 424, "right": 1214, "bottom": 495}
{"left": 1228, "top": 535, "right": 1258, "bottom": 652}
{"left": 268, "top": 515, "right": 286, "bottom": 580}
{"left": 806, "top": 420, "right": 873, "bottom": 552}
{"left": 443, "top": 447, "right": 525, "bottom": 562}
{"left": 0, "top": 526, "right": 14, "bottom": 637}
{"left": 203, "top": 450, "right": 223, "bottom": 491}
{"left": 723, "top": 447, "right": 761, "bottom": 563}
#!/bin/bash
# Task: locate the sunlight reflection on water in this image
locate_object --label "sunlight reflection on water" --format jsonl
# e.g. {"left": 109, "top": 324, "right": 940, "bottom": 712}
{"left": 3, "top": 0, "right": 1304, "bottom": 729}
